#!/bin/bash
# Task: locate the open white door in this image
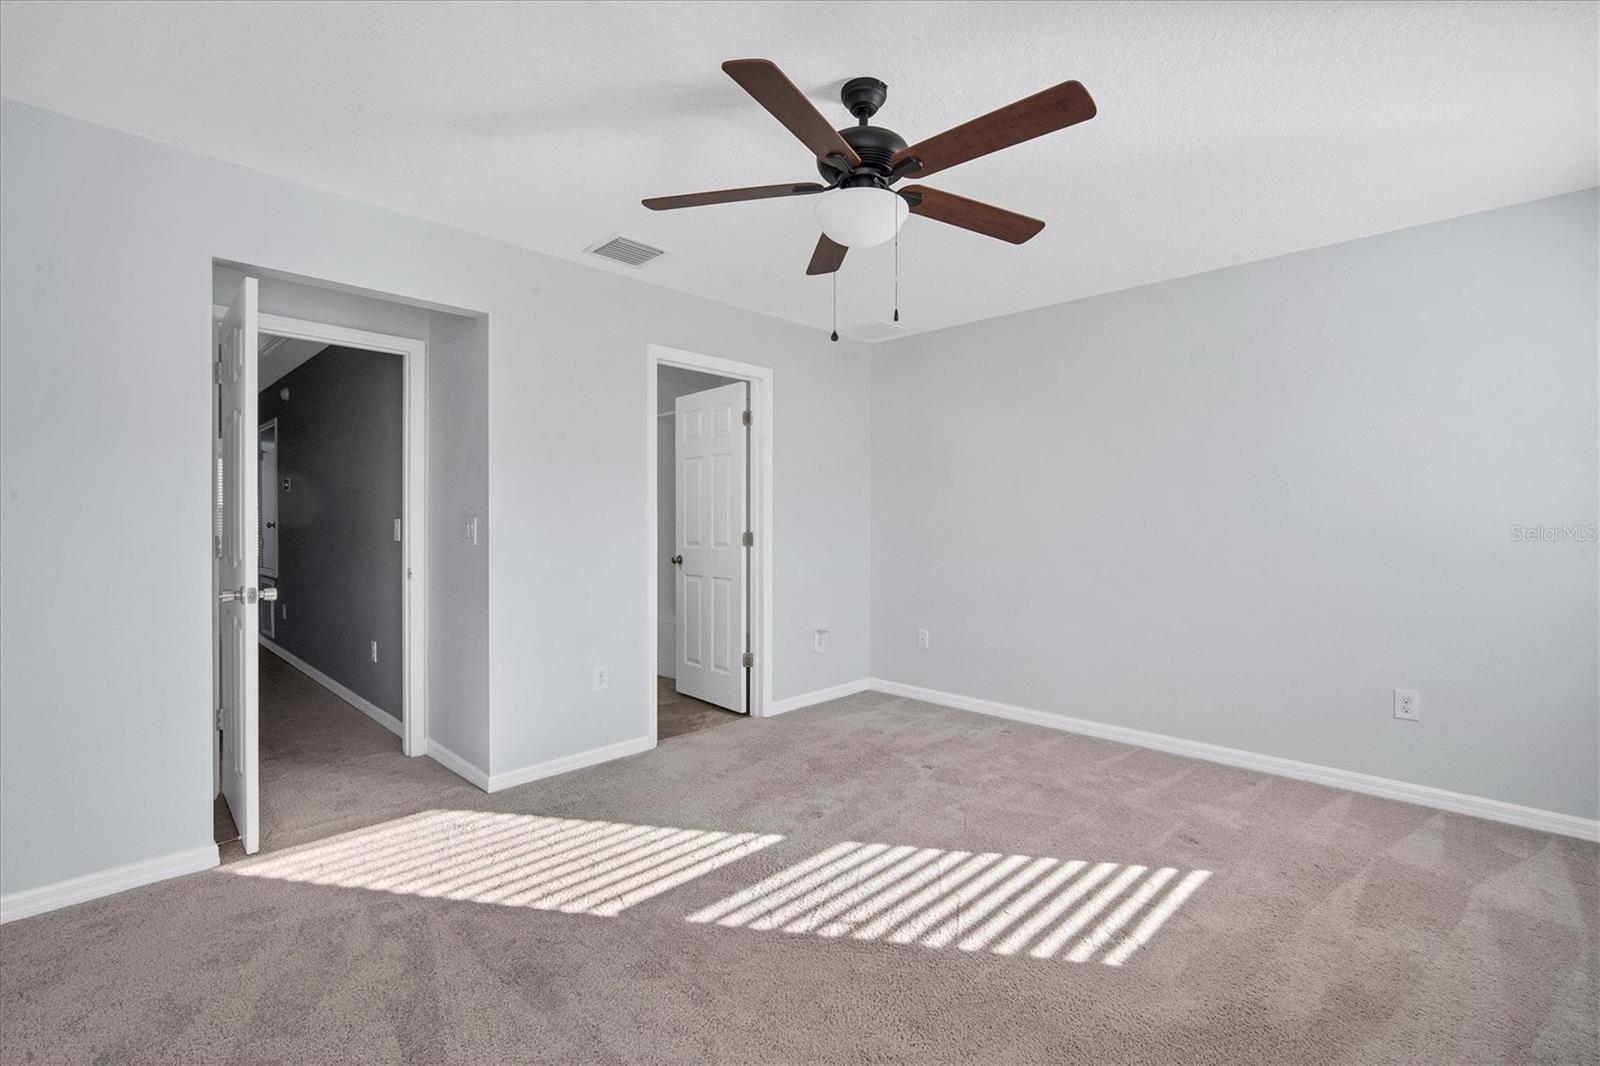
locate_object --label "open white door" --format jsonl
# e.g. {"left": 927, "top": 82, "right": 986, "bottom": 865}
{"left": 217, "top": 278, "right": 262, "bottom": 853}
{"left": 674, "top": 382, "right": 748, "bottom": 712}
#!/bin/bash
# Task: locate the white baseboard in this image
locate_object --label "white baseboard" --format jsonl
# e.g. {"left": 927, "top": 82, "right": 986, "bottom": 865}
{"left": 869, "top": 678, "right": 1600, "bottom": 843}
{"left": 767, "top": 677, "right": 873, "bottom": 717}
{"left": 261, "top": 638, "right": 400, "bottom": 737}
{"left": 657, "top": 658, "right": 676, "bottom": 680}
{"left": 0, "top": 844, "right": 219, "bottom": 924}
{"left": 426, "top": 738, "right": 490, "bottom": 791}
{"left": 488, "top": 735, "right": 656, "bottom": 793}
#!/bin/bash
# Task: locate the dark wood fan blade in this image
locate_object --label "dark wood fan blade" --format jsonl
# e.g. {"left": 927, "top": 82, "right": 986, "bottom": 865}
{"left": 642, "top": 182, "right": 826, "bottom": 211}
{"left": 893, "top": 80, "right": 1095, "bottom": 179}
{"left": 899, "top": 185, "right": 1045, "bottom": 244}
{"left": 806, "top": 234, "right": 848, "bottom": 275}
{"left": 723, "top": 59, "right": 862, "bottom": 167}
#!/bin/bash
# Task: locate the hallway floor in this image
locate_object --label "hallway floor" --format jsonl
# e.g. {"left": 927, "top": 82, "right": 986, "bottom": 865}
{"left": 3, "top": 672, "right": 1595, "bottom": 1064}
{"left": 231, "top": 647, "right": 481, "bottom": 857}
{"left": 657, "top": 674, "right": 744, "bottom": 741}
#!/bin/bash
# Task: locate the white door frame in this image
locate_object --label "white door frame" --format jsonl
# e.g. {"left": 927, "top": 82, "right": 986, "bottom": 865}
{"left": 212, "top": 306, "right": 429, "bottom": 758}
{"left": 646, "top": 344, "right": 774, "bottom": 732}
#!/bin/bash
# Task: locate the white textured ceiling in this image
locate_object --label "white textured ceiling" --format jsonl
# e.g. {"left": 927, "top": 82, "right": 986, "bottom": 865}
{"left": 2, "top": 1, "right": 1594, "bottom": 338}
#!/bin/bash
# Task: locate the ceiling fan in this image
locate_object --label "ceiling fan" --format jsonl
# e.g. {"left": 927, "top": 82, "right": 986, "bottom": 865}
{"left": 642, "top": 60, "right": 1097, "bottom": 277}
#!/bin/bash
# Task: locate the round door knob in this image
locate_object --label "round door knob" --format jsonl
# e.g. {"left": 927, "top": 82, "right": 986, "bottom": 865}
{"left": 670, "top": 555, "right": 683, "bottom": 566}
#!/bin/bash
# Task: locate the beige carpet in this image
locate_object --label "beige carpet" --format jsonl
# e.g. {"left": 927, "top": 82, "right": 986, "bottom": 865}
{"left": 1, "top": 653, "right": 1595, "bottom": 1064}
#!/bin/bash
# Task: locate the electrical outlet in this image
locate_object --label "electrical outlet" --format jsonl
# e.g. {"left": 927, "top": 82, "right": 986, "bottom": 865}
{"left": 593, "top": 665, "right": 608, "bottom": 691}
{"left": 370, "top": 641, "right": 378, "bottom": 664}
{"left": 1394, "top": 688, "right": 1420, "bottom": 721}
{"left": 813, "top": 627, "right": 828, "bottom": 654}
{"left": 917, "top": 628, "right": 930, "bottom": 650}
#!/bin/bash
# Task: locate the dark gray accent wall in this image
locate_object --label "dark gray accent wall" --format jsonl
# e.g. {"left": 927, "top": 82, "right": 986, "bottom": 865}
{"left": 258, "top": 345, "right": 404, "bottom": 721}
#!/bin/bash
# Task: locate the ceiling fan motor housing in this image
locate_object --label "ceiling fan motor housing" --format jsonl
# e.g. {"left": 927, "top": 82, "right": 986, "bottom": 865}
{"left": 820, "top": 127, "right": 908, "bottom": 186}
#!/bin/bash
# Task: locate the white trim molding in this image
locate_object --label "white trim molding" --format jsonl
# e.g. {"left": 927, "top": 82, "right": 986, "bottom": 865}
{"left": 488, "top": 735, "right": 656, "bottom": 793}
{"left": 869, "top": 679, "right": 1600, "bottom": 843}
{"left": 768, "top": 678, "right": 874, "bottom": 716}
{"left": 0, "top": 844, "right": 219, "bottom": 924}
{"left": 261, "top": 638, "right": 400, "bottom": 737}
{"left": 426, "top": 739, "right": 491, "bottom": 791}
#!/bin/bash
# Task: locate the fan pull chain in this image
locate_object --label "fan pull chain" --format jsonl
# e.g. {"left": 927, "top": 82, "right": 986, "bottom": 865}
{"left": 830, "top": 271, "right": 838, "bottom": 342}
{"left": 893, "top": 223, "right": 900, "bottom": 323}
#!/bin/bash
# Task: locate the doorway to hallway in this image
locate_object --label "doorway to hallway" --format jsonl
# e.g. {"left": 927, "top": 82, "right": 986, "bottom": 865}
{"left": 211, "top": 277, "right": 429, "bottom": 853}
{"left": 648, "top": 344, "right": 775, "bottom": 742}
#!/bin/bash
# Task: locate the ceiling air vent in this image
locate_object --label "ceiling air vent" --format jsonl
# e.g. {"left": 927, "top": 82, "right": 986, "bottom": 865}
{"left": 585, "top": 234, "right": 666, "bottom": 268}
{"left": 844, "top": 320, "right": 910, "bottom": 343}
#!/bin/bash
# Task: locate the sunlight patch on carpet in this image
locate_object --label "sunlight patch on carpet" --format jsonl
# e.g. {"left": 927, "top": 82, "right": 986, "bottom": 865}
{"left": 686, "top": 841, "right": 1210, "bottom": 966}
{"left": 229, "top": 810, "right": 782, "bottom": 917}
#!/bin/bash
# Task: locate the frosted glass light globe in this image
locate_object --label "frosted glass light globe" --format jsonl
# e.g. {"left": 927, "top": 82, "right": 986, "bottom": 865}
{"left": 813, "top": 186, "right": 909, "bottom": 249}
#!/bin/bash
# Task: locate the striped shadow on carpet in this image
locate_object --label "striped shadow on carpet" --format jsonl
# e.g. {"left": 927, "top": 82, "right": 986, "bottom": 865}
{"left": 228, "top": 809, "right": 782, "bottom": 917}
{"left": 686, "top": 841, "right": 1210, "bottom": 966}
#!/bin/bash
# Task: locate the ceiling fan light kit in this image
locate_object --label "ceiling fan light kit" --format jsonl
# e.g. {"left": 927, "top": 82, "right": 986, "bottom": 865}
{"left": 643, "top": 60, "right": 1096, "bottom": 338}
{"left": 814, "top": 186, "right": 908, "bottom": 248}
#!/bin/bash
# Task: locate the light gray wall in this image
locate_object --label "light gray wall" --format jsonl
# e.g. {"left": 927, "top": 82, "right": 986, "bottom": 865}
{"left": 871, "top": 189, "right": 1599, "bottom": 820}
{"left": 257, "top": 346, "right": 404, "bottom": 719}
{"left": 426, "top": 311, "right": 491, "bottom": 770}
{"left": 656, "top": 365, "right": 739, "bottom": 678}
{"left": 0, "top": 99, "right": 870, "bottom": 896}
{"left": 481, "top": 260, "right": 872, "bottom": 778}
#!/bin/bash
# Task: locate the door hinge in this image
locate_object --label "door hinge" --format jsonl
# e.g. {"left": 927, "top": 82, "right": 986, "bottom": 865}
{"left": 742, "top": 652, "right": 754, "bottom": 669}
{"left": 393, "top": 517, "right": 403, "bottom": 543}
{"left": 214, "top": 533, "right": 223, "bottom": 559}
{"left": 741, "top": 409, "right": 752, "bottom": 427}
{"left": 214, "top": 359, "right": 222, "bottom": 384}
{"left": 741, "top": 530, "right": 753, "bottom": 547}
{"left": 214, "top": 707, "right": 223, "bottom": 730}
